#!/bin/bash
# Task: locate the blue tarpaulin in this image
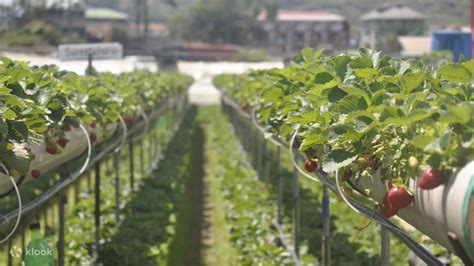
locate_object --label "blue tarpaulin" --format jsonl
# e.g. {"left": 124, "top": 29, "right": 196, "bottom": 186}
{"left": 431, "top": 31, "right": 472, "bottom": 62}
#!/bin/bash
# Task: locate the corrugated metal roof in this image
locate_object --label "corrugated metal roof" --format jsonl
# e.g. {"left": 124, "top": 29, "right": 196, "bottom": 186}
{"left": 86, "top": 8, "right": 128, "bottom": 21}
{"left": 361, "top": 5, "right": 424, "bottom": 21}
{"left": 258, "top": 10, "right": 346, "bottom": 22}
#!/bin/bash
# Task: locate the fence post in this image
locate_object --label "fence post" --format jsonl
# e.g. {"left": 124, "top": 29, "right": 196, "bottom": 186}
{"left": 322, "top": 185, "right": 331, "bottom": 266}
{"left": 293, "top": 156, "right": 300, "bottom": 257}
{"left": 94, "top": 161, "right": 101, "bottom": 255}
{"left": 381, "top": 226, "right": 390, "bottom": 266}
{"left": 114, "top": 151, "right": 120, "bottom": 222}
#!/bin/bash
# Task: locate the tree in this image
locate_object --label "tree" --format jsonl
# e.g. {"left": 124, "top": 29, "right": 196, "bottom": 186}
{"left": 170, "top": 0, "right": 274, "bottom": 45}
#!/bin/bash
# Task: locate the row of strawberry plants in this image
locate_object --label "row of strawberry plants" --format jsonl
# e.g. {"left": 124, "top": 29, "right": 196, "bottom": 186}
{"left": 98, "top": 107, "right": 198, "bottom": 265}
{"left": 221, "top": 99, "right": 420, "bottom": 265}
{"left": 213, "top": 48, "right": 474, "bottom": 260}
{"left": 214, "top": 48, "right": 473, "bottom": 214}
{"left": 202, "top": 106, "right": 293, "bottom": 265}
{"left": 0, "top": 99, "right": 186, "bottom": 265}
{"left": 0, "top": 56, "right": 192, "bottom": 183}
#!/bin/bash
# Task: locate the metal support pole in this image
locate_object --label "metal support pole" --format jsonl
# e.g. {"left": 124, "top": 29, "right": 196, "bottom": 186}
{"left": 74, "top": 179, "right": 80, "bottom": 205}
{"left": 293, "top": 156, "right": 300, "bottom": 257}
{"left": 254, "top": 129, "right": 258, "bottom": 169}
{"left": 381, "top": 226, "right": 390, "bottom": 266}
{"left": 87, "top": 172, "right": 91, "bottom": 192}
{"left": 276, "top": 146, "right": 283, "bottom": 224}
{"left": 94, "top": 162, "right": 101, "bottom": 254}
{"left": 148, "top": 130, "right": 152, "bottom": 166}
{"left": 129, "top": 141, "right": 135, "bottom": 191}
{"left": 322, "top": 185, "right": 331, "bottom": 266}
{"left": 263, "top": 140, "right": 270, "bottom": 181}
{"left": 7, "top": 239, "right": 12, "bottom": 266}
{"left": 155, "top": 124, "right": 160, "bottom": 158}
{"left": 43, "top": 207, "right": 48, "bottom": 232}
{"left": 113, "top": 151, "right": 120, "bottom": 222}
{"left": 140, "top": 138, "right": 145, "bottom": 176}
{"left": 21, "top": 229, "right": 25, "bottom": 260}
{"left": 58, "top": 191, "right": 66, "bottom": 266}
{"left": 257, "top": 135, "right": 262, "bottom": 176}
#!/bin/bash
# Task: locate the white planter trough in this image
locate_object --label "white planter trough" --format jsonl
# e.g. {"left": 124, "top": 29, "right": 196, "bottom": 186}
{"left": 355, "top": 161, "right": 474, "bottom": 261}
{"left": 0, "top": 123, "right": 118, "bottom": 196}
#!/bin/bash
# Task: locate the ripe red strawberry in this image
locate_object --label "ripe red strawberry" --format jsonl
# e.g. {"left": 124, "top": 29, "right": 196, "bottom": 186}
{"left": 57, "top": 137, "right": 69, "bottom": 148}
{"left": 31, "top": 169, "right": 41, "bottom": 179}
{"left": 418, "top": 167, "right": 441, "bottom": 190}
{"left": 382, "top": 204, "right": 398, "bottom": 218}
{"left": 89, "top": 133, "right": 97, "bottom": 143}
{"left": 47, "top": 143, "right": 58, "bottom": 155}
{"left": 383, "top": 193, "right": 392, "bottom": 208}
{"left": 90, "top": 121, "right": 97, "bottom": 128}
{"left": 382, "top": 193, "right": 398, "bottom": 218}
{"left": 387, "top": 186, "right": 413, "bottom": 210}
{"left": 62, "top": 123, "right": 72, "bottom": 132}
{"left": 304, "top": 159, "right": 318, "bottom": 172}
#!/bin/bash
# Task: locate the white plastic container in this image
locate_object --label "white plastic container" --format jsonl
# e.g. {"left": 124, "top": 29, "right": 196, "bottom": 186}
{"left": 356, "top": 161, "right": 474, "bottom": 260}
{"left": 0, "top": 123, "right": 117, "bottom": 195}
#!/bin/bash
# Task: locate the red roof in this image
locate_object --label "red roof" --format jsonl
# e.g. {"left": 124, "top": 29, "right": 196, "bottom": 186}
{"left": 258, "top": 10, "right": 346, "bottom": 22}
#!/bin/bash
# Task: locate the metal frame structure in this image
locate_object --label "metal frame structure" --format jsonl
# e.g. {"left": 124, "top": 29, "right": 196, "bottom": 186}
{"left": 0, "top": 93, "right": 189, "bottom": 266}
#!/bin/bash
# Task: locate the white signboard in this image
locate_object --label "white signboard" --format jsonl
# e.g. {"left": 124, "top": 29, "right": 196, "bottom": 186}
{"left": 58, "top": 43, "right": 123, "bottom": 61}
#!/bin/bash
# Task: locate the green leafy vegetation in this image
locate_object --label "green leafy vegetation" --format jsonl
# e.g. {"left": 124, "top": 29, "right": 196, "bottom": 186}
{"left": 200, "top": 106, "right": 291, "bottom": 265}
{"left": 0, "top": 20, "right": 71, "bottom": 47}
{"left": 98, "top": 108, "right": 199, "bottom": 265}
{"left": 214, "top": 48, "right": 473, "bottom": 263}
{"left": 0, "top": 56, "right": 192, "bottom": 177}
{"left": 214, "top": 47, "right": 474, "bottom": 189}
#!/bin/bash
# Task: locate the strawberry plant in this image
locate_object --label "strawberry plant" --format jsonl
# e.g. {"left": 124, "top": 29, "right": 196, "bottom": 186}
{"left": 0, "top": 56, "right": 192, "bottom": 179}
{"left": 214, "top": 47, "right": 474, "bottom": 205}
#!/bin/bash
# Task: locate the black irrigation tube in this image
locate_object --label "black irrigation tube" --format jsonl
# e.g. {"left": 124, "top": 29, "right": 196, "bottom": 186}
{"left": 221, "top": 94, "right": 444, "bottom": 266}
{"left": 1, "top": 93, "right": 188, "bottom": 229}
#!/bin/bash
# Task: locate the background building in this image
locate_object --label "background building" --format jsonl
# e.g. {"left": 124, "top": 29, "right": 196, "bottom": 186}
{"left": 360, "top": 4, "right": 425, "bottom": 52}
{"left": 258, "top": 10, "right": 349, "bottom": 56}
{"left": 85, "top": 7, "right": 129, "bottom": 42}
